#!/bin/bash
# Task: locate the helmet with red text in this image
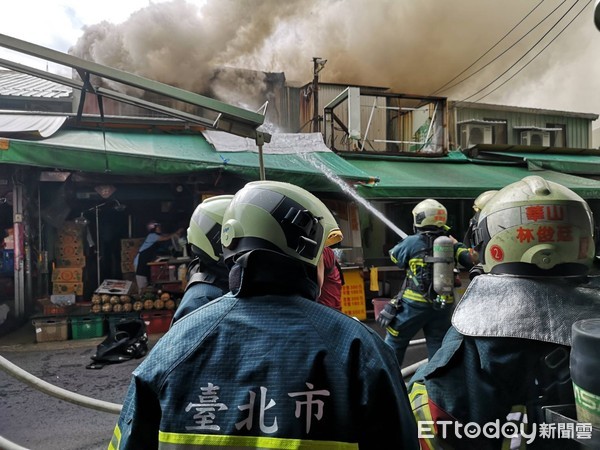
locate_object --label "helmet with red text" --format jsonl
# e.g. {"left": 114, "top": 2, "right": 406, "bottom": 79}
{"left": 412, "top": 199, "right": 448, "bottom": 231}
{"left": 472, "top": 176, "right": 595, "bottom": 277}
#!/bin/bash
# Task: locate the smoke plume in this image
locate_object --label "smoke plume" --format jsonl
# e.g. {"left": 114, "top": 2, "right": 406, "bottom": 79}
{"left": 69, "top": 0, "right": 599, "bottom": 122}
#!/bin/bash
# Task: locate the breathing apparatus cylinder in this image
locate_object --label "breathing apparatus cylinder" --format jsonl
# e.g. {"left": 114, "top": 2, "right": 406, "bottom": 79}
{"left": 571, "top": 318, "right": 600, "bottom": 428}
{"left": 432, "top": 235, "right": 454, "bottom": 309}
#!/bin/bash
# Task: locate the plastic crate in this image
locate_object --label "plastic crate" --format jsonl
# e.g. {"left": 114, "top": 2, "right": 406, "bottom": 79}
{"left": 32, "top": 317, "right": 69, "bottom": 343}
{"left": 106, "top": 312, "right": 140, "bottom": 333}
{"left": 43, "top": 303, "right": 70, "bottom": 316}
{"left": 141, "top": 310, "right": 174, "bottom": 334}
{"left": 70, "top": 315, "right": 106, "bottom": 340}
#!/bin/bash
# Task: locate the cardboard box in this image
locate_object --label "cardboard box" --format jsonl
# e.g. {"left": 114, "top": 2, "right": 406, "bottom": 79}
{"left": 57, "top": 234, "right": 81, "bottom": 246}
{"left": 37, "top": 298, "right": 72, "bottom": 315}
{"left": 121, "top": 238, "right": 143, "bottom": 273}
{"left": 52, "top": 282, "right": 84, "bottom": 296}
{"left": 57, "top": 244, "right": 84, "bottom": 258}
{"left": 56, "top": 256, "right": 86, "bottom": 268}
{"left": 95, "top": 279, "right": 132, "bottom": 295}
{"left": 51, "top": 267, "right": 83, "bottom": 283}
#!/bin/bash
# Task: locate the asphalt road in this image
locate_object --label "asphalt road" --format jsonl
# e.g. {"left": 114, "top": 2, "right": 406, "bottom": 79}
{"left": 0, "top": 320, "right": 427, "bottom": 450}
{"left": 0, "top": 342, "right": 140, "bottom": 450}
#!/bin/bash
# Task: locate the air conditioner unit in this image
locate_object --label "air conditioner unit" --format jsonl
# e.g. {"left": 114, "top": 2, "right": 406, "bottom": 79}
{"left": 521, "top": 130, "right": 550, "bottom": 146}
{"left": 461, "top": 124, "right": 493, "bottom": 147}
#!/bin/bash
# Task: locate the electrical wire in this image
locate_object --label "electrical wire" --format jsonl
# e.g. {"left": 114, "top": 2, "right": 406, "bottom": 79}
{"left": 471, "top": 0, "right": 592, "bottom": 104}
{"left": 437, "top": 0, "right": 569, "bottom": 96}
{"left": 430, "top": 0, "right": 548, "bottom": 96}
{"left": 455, "top": 0, "right": 584, "bottom": 106}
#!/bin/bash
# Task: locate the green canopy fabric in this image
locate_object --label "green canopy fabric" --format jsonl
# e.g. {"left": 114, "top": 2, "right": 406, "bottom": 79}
{"left": 494, "top": 152, "right": 600, "bottom": 176}
{"left": 348, "top": 155, "right": 600, "bottom": 199}
{"left": 0, "top": 129, "right": 372, "bottom": 192}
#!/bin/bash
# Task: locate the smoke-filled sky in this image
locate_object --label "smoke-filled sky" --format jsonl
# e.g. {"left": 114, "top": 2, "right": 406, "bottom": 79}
{"left": 2, "top": 0, "right": 599, "bottom": 127}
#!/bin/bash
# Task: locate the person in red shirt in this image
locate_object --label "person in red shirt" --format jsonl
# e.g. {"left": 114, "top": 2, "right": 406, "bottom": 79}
{"left": 317, "top": 246, "right": 344, "bottom": 311}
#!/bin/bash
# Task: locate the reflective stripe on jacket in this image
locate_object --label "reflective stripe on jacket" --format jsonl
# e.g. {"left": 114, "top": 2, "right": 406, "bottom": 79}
{"left": 389, "top": 233, "right": 472, "bottom": 304}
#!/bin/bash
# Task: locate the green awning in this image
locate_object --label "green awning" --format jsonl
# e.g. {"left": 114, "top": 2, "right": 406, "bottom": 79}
{"left": 348, "top": 156, "right": 600, "bottom": 199}
{"left": 501, "top": 153, "right": 600, "bottom": 176}
{"left": 0, "top": 129, "right": 372, "bottom": 191}
{"left": 463, "top": 145, "right": 600, "bottom": 176}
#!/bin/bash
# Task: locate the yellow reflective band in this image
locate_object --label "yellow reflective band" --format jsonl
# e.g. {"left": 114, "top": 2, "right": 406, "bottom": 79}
{"left": 158, "top": 431, "right": 358, "bottom": 449}
{"left": 501, "top": 405, "right": 528, "bottom": 450}
{"left": 108, "top": 423, "right": 122, "bottom": 450}
{"left": 403, "top": 289, "right": 428, "bottom": 302}
{"left": 456, "top": 247, "right": 468, "bottom": 257}
{"left": 409, "top": 383, "right": 433, "bottom": 418}
{"left": 409, "top": 382, "right": 438, "bottom": 450}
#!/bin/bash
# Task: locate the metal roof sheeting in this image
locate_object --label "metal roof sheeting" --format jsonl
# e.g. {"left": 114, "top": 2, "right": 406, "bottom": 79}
{"left": 0, "top": 70, "right": 71, "bottom": 98}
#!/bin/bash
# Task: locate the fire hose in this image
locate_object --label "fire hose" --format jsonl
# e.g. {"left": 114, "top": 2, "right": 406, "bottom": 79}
{"left": 0, "top": 353, "right": 122, "bottom": 450}
{"left": 0, "top": 354, "right": 122, "bottom": 414}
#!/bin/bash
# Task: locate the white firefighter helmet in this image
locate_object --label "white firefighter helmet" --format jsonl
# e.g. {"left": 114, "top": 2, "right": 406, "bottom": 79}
{"left": 473, "top": 190, "right": 498, "bottom": 213}
{"left": 473, "top": 176, "right": 595, "bottom": 276}
{"left": 412, "top": 199, "right": 448, "bottom": 229}
{"left": 221, "top": 181, "right": 342, "bottom": 267}
{"left": 187, "top": 195, "right": 234, "bottom": 262}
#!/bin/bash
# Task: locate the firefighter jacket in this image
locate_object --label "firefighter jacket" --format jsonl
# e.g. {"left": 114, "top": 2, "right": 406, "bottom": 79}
{"left": 408, "top": 274, "right": 600, "bottom": 449}
{"left": 389, "top": 232, "right": 473, "bottom": 305}
{"left": 109, "top": 250, "right": 420, "bottom": 450}
{"left": 171, "top": 262, "right": 229, "bottom": 325}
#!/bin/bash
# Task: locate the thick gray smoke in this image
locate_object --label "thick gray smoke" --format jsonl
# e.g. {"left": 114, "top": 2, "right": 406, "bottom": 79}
{"left": 69, "top": 0, "right": 599, "bottom": 122}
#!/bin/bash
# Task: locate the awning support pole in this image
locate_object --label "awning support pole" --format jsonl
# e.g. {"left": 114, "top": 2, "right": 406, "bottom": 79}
{"left": 256, "top": 131, "right": 267, "bottom": 180}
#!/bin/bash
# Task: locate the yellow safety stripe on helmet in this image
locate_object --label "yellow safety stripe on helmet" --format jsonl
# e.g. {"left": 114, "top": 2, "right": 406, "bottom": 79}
{"left": 409, "top": 382, "right": 440, "bottom": 450}
{"left": 158, "top": 431, "right": 358, "bottom": 449}
{"left": 108, "top": 424, "right": 121, "bottom": 450}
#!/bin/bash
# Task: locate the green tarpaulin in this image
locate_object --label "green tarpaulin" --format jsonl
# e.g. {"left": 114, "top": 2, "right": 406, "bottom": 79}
{"left": 490, "top": 152, "right": 600, "bottom": 176}
{"left": 348, "top": 154, "right": 600, "bottom": 199}
{"left": 0, "top": 129, "right": 372, "bottom": 192}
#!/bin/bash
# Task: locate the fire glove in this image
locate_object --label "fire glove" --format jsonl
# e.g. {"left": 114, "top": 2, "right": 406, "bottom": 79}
{"left": 376, "top": 300, "right": 402, "bottom": 329}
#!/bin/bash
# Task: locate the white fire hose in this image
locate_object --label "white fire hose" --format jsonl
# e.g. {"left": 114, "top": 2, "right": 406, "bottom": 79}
{"left": 0, "top": 353, "right": 122, "bottom": 450}
{"left": 0, "top": 435, "right": 29, "bottom": 450}
{"left": 0, "top": 354, "right": 122, "bottom": 414}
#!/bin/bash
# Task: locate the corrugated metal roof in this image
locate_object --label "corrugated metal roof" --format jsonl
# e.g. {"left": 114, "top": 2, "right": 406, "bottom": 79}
{"left": 0, "top": 70, "right": 71, "bottom": 99}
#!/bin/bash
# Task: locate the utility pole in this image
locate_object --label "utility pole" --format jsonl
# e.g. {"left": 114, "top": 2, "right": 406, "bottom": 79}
{"left": 312, "top": 57, "right": 327, "bottom": 133}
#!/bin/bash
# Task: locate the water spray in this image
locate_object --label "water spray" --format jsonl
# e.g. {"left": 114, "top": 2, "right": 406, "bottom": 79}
{"left": 300, "top": 153, "right": 407, "bottom": 239}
